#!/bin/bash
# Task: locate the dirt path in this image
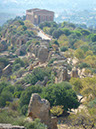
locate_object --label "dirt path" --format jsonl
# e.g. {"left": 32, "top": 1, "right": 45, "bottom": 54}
{"left": 37, "top": 30, "right": 52, "bottom": 40}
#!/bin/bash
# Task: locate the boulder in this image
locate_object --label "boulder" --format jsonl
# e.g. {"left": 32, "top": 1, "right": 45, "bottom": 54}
{"left": 28, "top": 93, "right": 58, "bottom": 129}
{"left": 0, "top": 124, "right": 25, "bottom": 129}
{"left": 55, "top": 67, "right": 68, "bottom": 83}
{"left": 71, "top": 68, "right": 79, "bottom": 78}
{"left": 38, "top": 46, "right": 49, "bottom": 63}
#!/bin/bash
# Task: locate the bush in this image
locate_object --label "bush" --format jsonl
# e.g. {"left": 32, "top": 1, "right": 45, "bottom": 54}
{"left": 70, "top": 78, "right": 83, "bottom": 93}
{"left": 88, "top": 98, "right": 96, "bottom": 108}
{"left": 13, "top": 58, "right": 25, "bottom": 67}
{"left": 0, "top": 81, "right": 10, "bottom": 94}
{"left": 91, "top": 34, "right": 96, "bottom": 42}
{"left": 50, "top": 106, "right": 64, "bottom": 116}
{"left": 60, "top": 46, "right": 68, "bottom": 52}
{"left": 52, "top": 29, "right": 64, "bottom": 39}
{"left": 12, "top": 63, "right": 21, "bottom": 72}
{"left": 42, "top": 82, "right": 80, "bottom": 111}
{"left": 78, "top": 62, "right": 90, "bottom": 69}
{"left": 24, "top": 68, "right": 51, "bottom": 85}
{"left": 0, "top": 57, "right": 9, "bottom": 69}
{"left": 0, "top": 91, "right": 13, "bottom": 107}
{"left": 24, "top": 118, "right": 47, "bottom": 129}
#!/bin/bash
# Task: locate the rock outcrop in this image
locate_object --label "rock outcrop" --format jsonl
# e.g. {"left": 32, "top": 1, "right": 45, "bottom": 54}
{"left": 28, "top": 93, "right": 58, "bottom": 129}
{"left": 38, "top": 46, "right": 49, "bottom": 63}
{"left": 0, "top": 124, "right": 25, "bottom": 129}
{"left": 71, "top": 68, "right": 79, "bottom": 78}
{"left": 55, "top": 66, "right": 68, "bottom": 83}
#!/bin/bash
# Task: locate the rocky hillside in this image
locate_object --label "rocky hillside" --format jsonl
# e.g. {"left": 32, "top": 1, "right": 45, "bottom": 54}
{"left": 0, "top": 18, "right": 96, "bottom": 129}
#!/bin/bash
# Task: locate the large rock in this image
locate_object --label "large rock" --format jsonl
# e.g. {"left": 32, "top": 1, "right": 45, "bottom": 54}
{"left": 71, "top": 68, "right": 79, "bottom": 78}
{"left": 55, "top": 66, "right": 68, "bottom": 83}
{"left": 0, "top": 124, "right": 25, "bottom": 129}
{"left": 28, "top": 93, "right": 58, "bottom": 129}
{"left": 38, "top": 46, "right": 49, "bottom": 63}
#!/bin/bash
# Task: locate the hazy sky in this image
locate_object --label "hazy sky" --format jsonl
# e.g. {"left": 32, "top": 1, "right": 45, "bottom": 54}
{"left": 0, "top": 0, "right": 96, "bottom": 14}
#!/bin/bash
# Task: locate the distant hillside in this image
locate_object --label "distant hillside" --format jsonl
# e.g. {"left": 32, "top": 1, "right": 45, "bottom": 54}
{"left": 0, "top": 13, "right": 16, "bottom": 26}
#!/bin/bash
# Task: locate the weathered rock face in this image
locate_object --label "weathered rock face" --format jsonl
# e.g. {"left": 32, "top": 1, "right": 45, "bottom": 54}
{"left": 0, "top": 124, "right": 25, "bottom": 129}
{"left": 28, "top": 93, "right": 58, "bottom": 129}
{"left": 55, "top": 67, "right": 68, "bottom": 83}
{"left": 71, "top": 68, "right": 79, "bottom": 78}
{"left": 38, "top": 46, "right": 49, "bottom": 63}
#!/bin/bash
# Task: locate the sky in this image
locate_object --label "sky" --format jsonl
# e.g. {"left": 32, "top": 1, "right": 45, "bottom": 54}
{"left": 0, "top": 0, "right": 96, "bottom": 14}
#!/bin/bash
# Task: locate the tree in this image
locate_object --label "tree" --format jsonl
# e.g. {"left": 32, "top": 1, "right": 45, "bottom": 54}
{"left": 61, "top": 28, "right": 71, "bottom": 36}
{"left": 81, "top": 77, "right": 96, "bottom": 99}
{"left": 52, "top": 29, "right": 64, "bottom": 39}
{"left": 91, "top": 34, "right": 96, "bottom": 42}
{"left": 24, "top": 68, "right": 51, "bottom": 85}
{"left": 74, "top": 48, "right": 84, "bottom": 59}
{"left": 70, "top": 78, "right": 83, "bottom": 93}
{"left": 80, "top": 29, "right": 90, "bottom": 36}
{"left": 0, "top": 91, "right": 12, "bottom": 107}
{"left": 42, "top": 82, "right": 80, "bottom": 111}
{"left": 58, "top": 34, "right": 69, "bottom": 47}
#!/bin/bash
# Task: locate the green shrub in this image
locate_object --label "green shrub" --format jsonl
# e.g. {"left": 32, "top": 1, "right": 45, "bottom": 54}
{"left": 24, "top": 68, "right": 51, "bottom": 85}
{"left": 42, "top": 82, "right": 80, "bottom": 111}
{"left": 12, "top": 63, "right": 21, "bottom": 72}
{"left": 25, "top": 118, "right": 47, "bottom": 129}
{"left": 0, "top": 91, "right": 13, "bottom": 107}
{"left": 50, "top": 106, "right": 64, "bottom": 116}
{"left": 13, "top": 58, "right": 25, "bottom": 67}
{"left": 78, "top": 62, "right": 90, "bottom": 69}
{"left": 88, "top": 98, "right": 96, "bottom": 108}
{"left": 60, "top": 46, "right": 68, "bottom": 52}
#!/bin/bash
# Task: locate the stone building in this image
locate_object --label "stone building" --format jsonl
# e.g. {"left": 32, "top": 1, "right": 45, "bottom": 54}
{"left": 26, "top": 8, "right": 54, "bottom": 25}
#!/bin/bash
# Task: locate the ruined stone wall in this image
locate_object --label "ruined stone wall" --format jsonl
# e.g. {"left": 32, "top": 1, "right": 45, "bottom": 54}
{"left": 0, "top": 124, "right": 25, "bottom": 129}
{"left": 26, "top": 11, "right": 34, "bottom": 23}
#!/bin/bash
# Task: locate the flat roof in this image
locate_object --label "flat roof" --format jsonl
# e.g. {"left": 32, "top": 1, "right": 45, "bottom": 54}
{"left": 26, "top": 8, "right": 54, "bottom": 13}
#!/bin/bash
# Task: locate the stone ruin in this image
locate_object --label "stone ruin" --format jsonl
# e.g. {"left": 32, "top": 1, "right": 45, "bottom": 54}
{"left": 28, "top": 93, "right": 58, "bottom": 129}
{"left": 55, "top": 66, "right": 68, "bottom": 83}
{"left": 0, "top": 124, "right": 25, "bottom": 129}
{"left": 71, "top": 68, "right": 79, "bottom": 78}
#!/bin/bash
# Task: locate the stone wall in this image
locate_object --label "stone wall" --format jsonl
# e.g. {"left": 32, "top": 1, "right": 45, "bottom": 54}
{"left": 26, "top": 8, "right": 54, "bottom": 25}
{"left": 0, "top": 124, "right": 25, "bottom": 129}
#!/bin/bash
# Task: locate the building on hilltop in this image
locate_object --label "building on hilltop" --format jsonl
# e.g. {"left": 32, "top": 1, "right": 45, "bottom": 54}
{"left": 26, "top": 8, "right": 54, "bottom": 25}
